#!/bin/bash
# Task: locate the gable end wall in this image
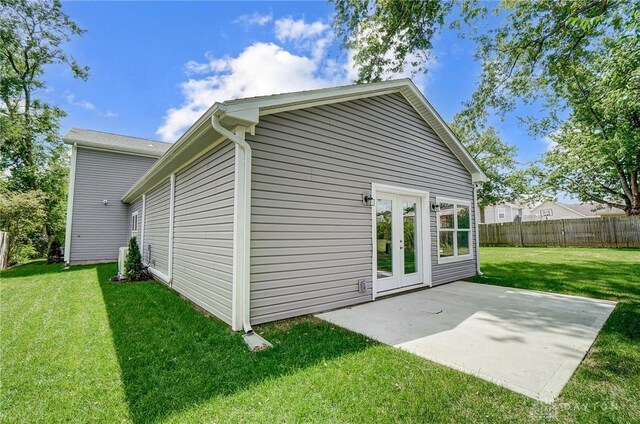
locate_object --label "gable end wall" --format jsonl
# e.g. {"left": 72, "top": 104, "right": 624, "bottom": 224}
{"left": 69, "top": 147, "right": 157, "bottom": 263}
{"left": 247, "top": 92, "right": 478, "bottom": 324}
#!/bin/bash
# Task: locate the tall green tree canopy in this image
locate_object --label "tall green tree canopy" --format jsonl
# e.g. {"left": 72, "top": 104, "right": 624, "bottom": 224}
{"left": 333, "top": 0, "right": 640, "bottom": 214}
{"left": 449, "top": 115, "right": 535, "bottom": 207}
{"left": 0, "top": 0, "right": 88, "bottom": 253}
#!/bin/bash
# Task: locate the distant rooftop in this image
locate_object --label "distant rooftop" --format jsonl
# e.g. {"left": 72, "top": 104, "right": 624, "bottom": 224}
{"left": 64, "top": 128, "right": 171, "bottom": 157}
{"left": 560, "top": 202, "right": 626, "bottom": 216}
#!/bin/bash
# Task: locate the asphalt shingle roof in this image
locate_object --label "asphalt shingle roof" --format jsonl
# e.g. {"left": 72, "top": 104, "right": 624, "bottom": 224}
{"left": 64, "top": 128, "right": 171, "bottom": 157}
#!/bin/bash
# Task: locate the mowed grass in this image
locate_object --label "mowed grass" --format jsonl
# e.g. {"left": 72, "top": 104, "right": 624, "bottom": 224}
{"left": 469, "top": 247, "right": 640, "bottom": 422}
{"left": 0, "top": 247, "right": 638, "bottom": 423}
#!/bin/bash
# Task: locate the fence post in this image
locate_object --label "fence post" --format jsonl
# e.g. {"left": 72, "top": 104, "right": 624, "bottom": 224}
{"left": 0, "top": 232, "right": 9, "bottom": 271}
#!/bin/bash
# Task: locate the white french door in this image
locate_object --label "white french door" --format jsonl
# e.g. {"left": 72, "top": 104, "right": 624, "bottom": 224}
{"left": 375, "top": 190, "right": 424, "bottom": 293}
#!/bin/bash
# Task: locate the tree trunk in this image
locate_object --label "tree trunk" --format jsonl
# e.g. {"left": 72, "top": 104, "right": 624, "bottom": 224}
{"left": 631, "top": 170, "right": 640, "bottom": 216}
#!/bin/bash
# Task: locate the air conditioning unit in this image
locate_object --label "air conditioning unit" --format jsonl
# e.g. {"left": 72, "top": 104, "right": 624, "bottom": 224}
{"left": 118, "top": 247, "right": 128, "bottom": 279}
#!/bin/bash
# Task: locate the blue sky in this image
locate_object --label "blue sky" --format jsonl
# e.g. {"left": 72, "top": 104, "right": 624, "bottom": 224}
{"left": 44, "top": 1, "right": 551, "bottom": 166}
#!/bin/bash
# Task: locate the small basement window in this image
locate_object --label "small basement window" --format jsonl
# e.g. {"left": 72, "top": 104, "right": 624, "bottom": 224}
{"left": 437, "top": 198, "right": 473, "bottom": 263}
{"left": 131, "top": 211, "right": 139, "bottom": 238}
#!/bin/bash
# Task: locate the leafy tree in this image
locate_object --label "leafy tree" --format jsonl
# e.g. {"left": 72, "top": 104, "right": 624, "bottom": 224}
{"left": 541, "top": 31, "right": 640, "bottom": 213}
{"left": 332, "top": 0, "right": 640, "bottom": 214}
{"left": 0, "top": 0, "right": 89, "bottom": 246}
{"left": 0, "top": 189, "right": 47, "bottom": 265}
{"left": 470, "top": 1, "right": 639, "bottom": 214}
{"left": 124, "top": 236, "right": 145, "bottom": 281}
{"left": 449, "top": 114, "right": 530, "bottom": 207}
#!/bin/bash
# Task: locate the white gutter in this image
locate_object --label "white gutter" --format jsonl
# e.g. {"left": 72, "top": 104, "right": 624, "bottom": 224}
{"left": 210, "top": 110, "right": 254, "bottom": 335}
{"left": 64, "top": 143, "right": 78, "bottom": 264}
{"left": 473, "top": 183, "right": 482, "bottom": 275}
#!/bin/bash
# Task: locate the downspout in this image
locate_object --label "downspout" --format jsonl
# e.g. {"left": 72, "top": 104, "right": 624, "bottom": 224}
{"left": 473, "top": 183, "right": 482, "bottom": 275}
{"left": 210, "top": 111, "right": 254, "bottom": 335}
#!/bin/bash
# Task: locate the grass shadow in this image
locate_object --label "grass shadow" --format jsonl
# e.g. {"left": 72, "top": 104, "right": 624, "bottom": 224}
{"left": 95, "top": 264, "right": 375, "bottom": 423}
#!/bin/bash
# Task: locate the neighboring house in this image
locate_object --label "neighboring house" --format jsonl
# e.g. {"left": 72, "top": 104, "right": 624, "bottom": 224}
{"left": 63, "top": 129, "right": 171, "bottom": 264}
{"left": 528, "top": 201, "right": 626, "bottom": 221}
{"left": 481, "top": 203, "right": 532, "bottom": 224}
{"left": 64, "top": 79, "right": 487, "bottom": 332}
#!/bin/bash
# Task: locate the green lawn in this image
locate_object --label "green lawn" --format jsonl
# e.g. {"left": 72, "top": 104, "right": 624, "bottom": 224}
{"left": 1, "top": 247, "right": 638, "bottom": 423}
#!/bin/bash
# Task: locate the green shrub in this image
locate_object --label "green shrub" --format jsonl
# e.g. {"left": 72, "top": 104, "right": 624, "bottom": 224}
{"left": 124, "top": 236, "right": 145, "bottom": 281}
{"left": 0, "top": 190, "right": 47, "bottom": 265}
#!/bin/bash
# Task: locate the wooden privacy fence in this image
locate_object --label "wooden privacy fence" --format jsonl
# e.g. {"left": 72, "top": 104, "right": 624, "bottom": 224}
{"left": 479, "top": 217, "right": 640, "bottom": 248}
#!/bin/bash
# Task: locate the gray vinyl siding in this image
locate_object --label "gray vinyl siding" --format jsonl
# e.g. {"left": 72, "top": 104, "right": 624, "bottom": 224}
{"left": 142, "top": 179, "right": 171, "bottom": 275}
{"left": 69, "top": 148, "right": 157, "bottom": 263}
{"left": 171, "top": 141, "right": 235, "bottom": 325}
{"left": 247, "top": 92, "right": 477, "bottom": 324}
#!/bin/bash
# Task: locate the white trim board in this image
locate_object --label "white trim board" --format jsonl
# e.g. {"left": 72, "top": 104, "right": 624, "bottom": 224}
{"left": 140, "top": 194, "right": 146, "bottom": 256}
{"left": 63, "top": 143, "right": 78, "bottom": 263}
{"left": 167, "top": 174, "right": 175, "bottom": 286}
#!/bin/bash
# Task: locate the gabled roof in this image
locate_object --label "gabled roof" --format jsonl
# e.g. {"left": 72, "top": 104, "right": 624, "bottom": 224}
{"left": 64, "top": 128, "right": 171, "bottom": 157}
{"left": 561, "top": 202, "right": 626, "bottom": 216}
{"left": 222, "top": 79, "right": 486, "bottom": 182}
{"left": 531, "top": 201, "right": 626, "bottom": 217}
{"left": 122, "top": 79, "right": 487, "bottom": 202}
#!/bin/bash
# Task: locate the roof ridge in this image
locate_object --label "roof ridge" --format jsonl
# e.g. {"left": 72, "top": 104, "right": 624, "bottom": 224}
{"left": 70, "top": 127, "right": 170, "bottom": 145}
{"left": 222, "top": 78, "right": 412, "bottom": 105}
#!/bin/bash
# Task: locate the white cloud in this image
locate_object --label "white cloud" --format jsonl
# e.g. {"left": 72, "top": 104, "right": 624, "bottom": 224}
{"left": 65, "top": 92, "right": 118, "bottom": 119}
{"left": 66, "top": 93, "right": 95, "bottom": 111}
{"left": 157, "top": 17, "right": 435, "bottom": 142}
{"left": 157, "top": 42, "right": 346, "bottom": 142}
{"left": 234, "top": 12, "right": 272, "bottom": 28}
{"left": 274, "top": 17, "right": 329, "bottom": 42}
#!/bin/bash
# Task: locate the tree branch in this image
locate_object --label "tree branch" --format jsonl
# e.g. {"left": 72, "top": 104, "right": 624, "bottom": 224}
{"left": 614, "top": 163, "right": 634, "bottom": 202}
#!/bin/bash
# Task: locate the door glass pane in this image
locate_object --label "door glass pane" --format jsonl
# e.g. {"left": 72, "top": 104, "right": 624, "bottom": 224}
{"left": 403, "top": 201, "right": 417, "bottom": 274}
{"left": 376, "top": 198, "right": 393, "bottom": 278}
{"left": 439, "top": 231, "right": 454, "bottom": 257}
{"left": 457, "top": 231, "right": 470, "bottom": 255}
{"left": 439, "top": 203, "right": 455, "bottom": 228}
{"left": 457, "top": 205, "right": 471, "bottom": 229}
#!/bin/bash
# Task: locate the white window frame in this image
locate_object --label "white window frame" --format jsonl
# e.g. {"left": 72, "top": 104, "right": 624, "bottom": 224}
{"left": 131, "top": 211, "right": 139, "bottom": 239}
{"left": 497, "top": 207, "right": 506, "bottom": 220}
{"left": 436, "top": 196, "right": 474, "bottom": 264}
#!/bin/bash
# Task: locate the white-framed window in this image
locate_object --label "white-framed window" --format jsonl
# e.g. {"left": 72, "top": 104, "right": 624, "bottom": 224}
{"left": 498, "top": 207, "right": 506, "bottom": 220}
{"left": 131, "top": 211, "right": 139, "bottom": 238}
{"left": 436, "top": 197, "right": 473, "bottom": 263}
{"left": 541, "top": 209, "right": 553, "bottom": 217}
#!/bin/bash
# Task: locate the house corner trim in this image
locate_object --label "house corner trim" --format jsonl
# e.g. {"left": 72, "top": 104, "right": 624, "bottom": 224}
{"left": 64, "top": 143, "right": 78, "bottom": 264}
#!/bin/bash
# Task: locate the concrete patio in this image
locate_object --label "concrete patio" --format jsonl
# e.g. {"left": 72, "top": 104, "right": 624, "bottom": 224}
{"left": 316, "top": 281, "right": 616, "bottom": 403}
